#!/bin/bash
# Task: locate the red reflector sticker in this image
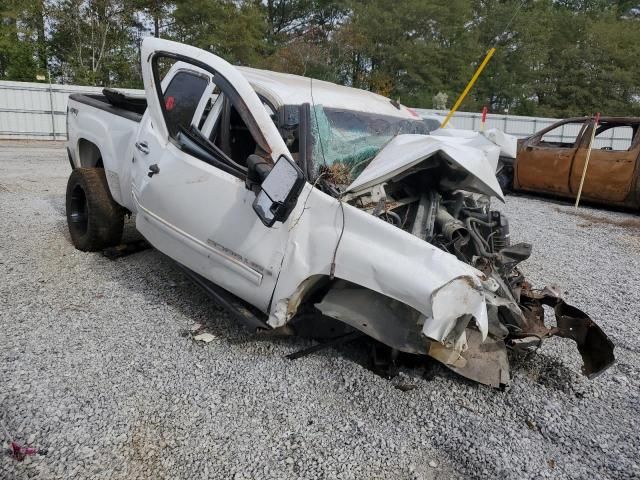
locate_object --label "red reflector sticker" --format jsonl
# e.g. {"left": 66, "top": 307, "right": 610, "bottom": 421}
{"left": 406, "top": 107, "right": 419, "bottom": 118}
{"left": 165, "top": 96, "right": 175, "bottom": 111}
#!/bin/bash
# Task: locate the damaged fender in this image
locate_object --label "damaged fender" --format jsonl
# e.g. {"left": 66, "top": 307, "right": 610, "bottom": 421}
{"left": 268, "top": 186, "right": 491, "bottom": 355}
{"left": 427, "top": 276, "right": 488, "bottom": 345}
{"left": 264, "top": 128, "right": 614, "bottom": 388}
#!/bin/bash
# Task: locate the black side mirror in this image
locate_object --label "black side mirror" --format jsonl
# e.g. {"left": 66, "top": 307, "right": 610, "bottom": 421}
{"left": 253, "top": 155, "right": 305, "bottom": 227}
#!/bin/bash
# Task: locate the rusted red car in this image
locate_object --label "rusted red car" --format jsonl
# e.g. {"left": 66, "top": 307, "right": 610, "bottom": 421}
{"left": 503, "top": 116, "right": 640, "bottom": 209}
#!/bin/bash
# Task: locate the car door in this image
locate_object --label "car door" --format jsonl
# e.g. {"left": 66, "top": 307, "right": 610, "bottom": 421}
{"left": 131, "top": 38, "right": 293, "bottom": 312}
{"left": 515, "top": 119, "right": 588, "bottom": 195}
{"left": 569, "top": 121, "right": 640, "bottom": 203}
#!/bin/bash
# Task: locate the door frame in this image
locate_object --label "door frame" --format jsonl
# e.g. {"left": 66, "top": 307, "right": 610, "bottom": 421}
{"left": 139, "top": 38, "right": 290, "bottom": 164}
{"left": 515, "top": 118, "right": 590, "bottom": 194}
{"left": 568, "top": 119, "right": 640, "bottom": 203}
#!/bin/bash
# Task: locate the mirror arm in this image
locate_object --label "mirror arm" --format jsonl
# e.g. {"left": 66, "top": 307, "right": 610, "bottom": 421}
{"left": 245, "top": 154, "right": 273, "bottom": 192}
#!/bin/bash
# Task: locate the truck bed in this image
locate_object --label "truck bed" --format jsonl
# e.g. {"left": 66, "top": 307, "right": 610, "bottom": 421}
{"left": 69, "top": 88, "right": 147, "bottom": 123}
{"left": 66, "top": 88, "right": 147, "bottom": 211}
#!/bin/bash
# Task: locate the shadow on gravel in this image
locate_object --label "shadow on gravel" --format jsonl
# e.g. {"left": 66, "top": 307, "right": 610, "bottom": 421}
{"left": 508, "top": 190, "right": 638, "bottom": 215}
{"left": 61, "top": 213, "right": 591, "bottom": 394}
{"left": 556, "top": 207, "right": 640, "bottom": 231}
{"left": 88, "top": 238, "right": 473, "bottom": 389}
{"left": 508, "top": 349, "right": 585, "bottom": 396}
{"left": 89, "top": 240, "right": 263, "bottom": 344}
{"left": 326, "top": 338, "right": 480, "bottom": 388}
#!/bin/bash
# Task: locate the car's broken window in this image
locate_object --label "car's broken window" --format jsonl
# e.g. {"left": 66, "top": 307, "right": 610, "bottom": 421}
{"left": 538, "top": 121, "right": 585, "bottom": 149}
{"left": 593, "top": 123, "right": 636, "bottom": 151}
{"left": 310, "top": 105, "right": 428, "bottom": 183}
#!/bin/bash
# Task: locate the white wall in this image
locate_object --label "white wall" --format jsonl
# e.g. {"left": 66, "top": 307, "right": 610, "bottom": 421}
{"left": 0, "top": 80, "right": 143, "bottom": 140}
{"left": 0, "top": 80, "right": 632, "bottom": 150}
{"left": 415, "top": 108, "right": 632, "bottom": 150}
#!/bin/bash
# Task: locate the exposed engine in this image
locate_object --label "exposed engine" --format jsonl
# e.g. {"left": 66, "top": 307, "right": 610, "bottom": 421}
{"left": 328, "top": 161, "right": 615, "bottom": 388}
{"left": 343, "top": 175, "right": 524, "bottom": 271}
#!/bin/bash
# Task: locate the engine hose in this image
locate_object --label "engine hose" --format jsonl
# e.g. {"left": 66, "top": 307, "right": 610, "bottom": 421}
{"left": 377, "top": 210, "right": 402, "bottom": 226}
{"left": 467, "top": 217, "right": 498, "bottom": 252}
{"left": 465, "top": 217, "right": 499, "bottom": 258}
{"left": 461, "top": 210, "right": 483, "bottom": 220}
{"left": 451, "top": 192, "right": 465, "bottom": 219}
{"left": 473, "top": 223, "right": 492, "bottom": 252}
{"left": 466, "top": 216, "right": 497, "bottom": 228}
{"left": 468, "top": 217, "right": 496, "bottom": 251}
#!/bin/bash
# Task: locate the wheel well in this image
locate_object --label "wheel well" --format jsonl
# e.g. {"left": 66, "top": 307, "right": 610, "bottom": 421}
{"left": 286, "top": 275, "right": 334, "bottom": 316}
{"left": 77, "top": 138, "right": 103, "bottom": 168}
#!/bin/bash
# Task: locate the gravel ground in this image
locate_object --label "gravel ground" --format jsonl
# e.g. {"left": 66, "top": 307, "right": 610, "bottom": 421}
{"left": 1, "top": 141, "right": 639, "bottom": 480}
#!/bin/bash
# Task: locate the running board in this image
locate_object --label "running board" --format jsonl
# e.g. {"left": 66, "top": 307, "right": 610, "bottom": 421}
{"left": 174, "top": 262, "right": 270, "bottom": 332}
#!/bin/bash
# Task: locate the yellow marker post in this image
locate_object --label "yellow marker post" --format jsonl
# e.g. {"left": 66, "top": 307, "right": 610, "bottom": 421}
{"left": 441, "top": 48, "right": 496, "bottom": 128}
{"left": 574, "top": 112, "right": 600, "bottom": 209}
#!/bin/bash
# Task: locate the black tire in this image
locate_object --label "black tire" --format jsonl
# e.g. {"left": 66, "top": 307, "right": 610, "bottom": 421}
{"left": 497, "top": 167, "right": 513, "bottom": 194}
{"left": 66, "top": 168, "right": 124, "bottom": 251}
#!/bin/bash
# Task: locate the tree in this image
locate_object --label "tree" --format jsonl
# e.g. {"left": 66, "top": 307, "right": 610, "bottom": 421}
{"left": 0, "top": 0, "right": 45, "bottom": 81}
{"left": 0, "top": 0, "right": 638, "bottom": 117}
{"left": 130, "top": 0, "right": 174, "bottom": 38}
{"left": 49, "top": 0, "right": 140, "bottom": 86}
{"left": 171, "top": 0, "right": 266, "bottom": 65}
{"left": 323, "top": 0, "right": 480, "bottom": 106}
{"left": 259, "top": 0, "right": 348, "bottom": 80}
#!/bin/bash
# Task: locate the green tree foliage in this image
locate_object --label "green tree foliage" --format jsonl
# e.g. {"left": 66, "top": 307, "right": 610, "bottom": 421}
{"left": 0, "top": 0, "right": 638, "bottom": 116}
{"left": 172, "top": 0, "right": 266, "bottom": 65}
{"left": 129, "top": 0, "right": 173, "bottom": 38}
{"left": 48, "top": 0, "right": 141, "bottom": 86}
{"left": 339, "top": 0, "right": 480, "bottom": 103}
{"left": 0, "top": 0, "right": 46, "bottom": 81}
{"left": 259, "top": 0, "right": 348, "bottom": 79}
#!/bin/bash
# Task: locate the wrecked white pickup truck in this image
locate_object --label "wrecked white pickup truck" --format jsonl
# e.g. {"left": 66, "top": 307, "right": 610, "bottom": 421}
{"left": 65, "top": 38, "right": 614, "bottom": 388}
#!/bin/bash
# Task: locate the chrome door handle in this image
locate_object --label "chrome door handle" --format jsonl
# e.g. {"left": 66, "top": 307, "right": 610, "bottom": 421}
{"left": 135, "top": 141, "right": 149, "bottom": 154}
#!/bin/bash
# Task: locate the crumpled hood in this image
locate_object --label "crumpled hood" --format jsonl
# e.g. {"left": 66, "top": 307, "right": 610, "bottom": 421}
{"left": 430, "top": 127, "right": 518, "bottom": 160}
{"left": 345, "top": 134, "right": 505, "bottom": 201}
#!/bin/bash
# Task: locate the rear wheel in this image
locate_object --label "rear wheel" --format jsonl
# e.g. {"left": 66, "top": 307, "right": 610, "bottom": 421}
{"left": 66, "top": 168, "right": 124, "bottom": 251}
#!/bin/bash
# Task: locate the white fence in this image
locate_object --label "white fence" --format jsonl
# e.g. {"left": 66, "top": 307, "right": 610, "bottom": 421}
{"left": 0, "top": 80, "right": 142, "bottom": 140}
{"left": 414, "top": 108, "right": 632, "bottom": 151}
{"left": 0, "top": 80, "right": 631, "bottom": 150}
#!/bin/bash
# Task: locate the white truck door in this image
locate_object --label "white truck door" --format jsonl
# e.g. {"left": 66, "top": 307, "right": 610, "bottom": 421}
{"left": 132, "top": 38, "right": 294, "bottom": 312}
